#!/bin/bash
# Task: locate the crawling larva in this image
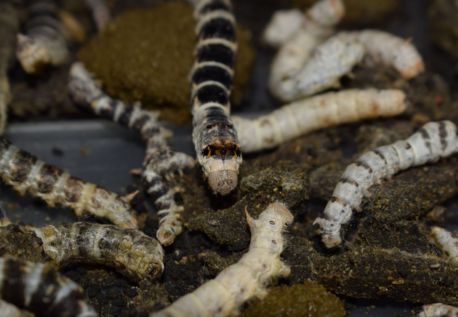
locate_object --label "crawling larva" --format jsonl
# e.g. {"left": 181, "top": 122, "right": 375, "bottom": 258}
{"left": 190, "top": 0, "right": 242, "bottom": 195}
{"left": 0, "top": 300, "right": 33, "bottom": 317}
{"left": 152, "top": 202, "right": 293, "bottom": 317}
{"left": 0, "top": 1, "right": 18, "bottom": 135}
{"left": 0, "top": 256, "right": 97, "bottom": 317}
{"left": 17, "top": 0, "right": 69, "bottom": 74}
{"left": 84, "top": 0, "right": 111, "bottom": 31}
{"left": 29, "top": 222, "right": 164, "bottom": 281}
{"left": 0, "top": 137, "right": 138, "bottom": 229}
{"left": 314, "top": 121, "right": 458, "bottom": 248}
{"left": 69, "top": 62, "right": 194, "bottom": 246}
{"left": 233, "top": 89, "right": 406, "bottom": 153}
{"left": 431, "top": 226, "right": 458, "bottom": 264}
{"left": 419, "top": 303, "right": 458, "bottom": 317}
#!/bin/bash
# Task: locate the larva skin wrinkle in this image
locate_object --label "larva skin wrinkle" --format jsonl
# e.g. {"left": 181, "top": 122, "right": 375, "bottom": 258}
{"left": 152, "top": 202, "right": 293, "bottom": 317}
{"left": 0, "top": 137, "right": 138, "bottom": 229}
{"left": 191, "top": 0, "right": 242, "bottom": 196}
{"left": 431, "top": 226, "right": 458, "bottom": 264}
{"left": 0, "top": 257, "right": 97, "bottom": 317}
{"left": 233, "top": 89, "right": 406, "bottom": 153}
{"left": 69, "top": 63, "right": 195, "bottom": 246}
{"left": 314, "top": 121, "right": 458, "bottom": 248}
{"left": 31, "top": 222, "right": 164, "bottom": 281}
{"left": 419, "top": 303, "right": 458, "bottom": 317}
{"left": 17, "top": 0, "right": 69, "bottom": 74}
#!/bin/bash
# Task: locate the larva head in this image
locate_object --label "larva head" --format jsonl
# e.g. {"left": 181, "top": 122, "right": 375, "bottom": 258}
{"left": 201, "top": 141, "right": 242, "bottom": 195}
{"left": 313, "top": 217, "right": 342, "bottom": 248}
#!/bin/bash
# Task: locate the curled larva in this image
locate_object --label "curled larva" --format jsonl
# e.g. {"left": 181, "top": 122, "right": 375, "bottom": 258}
{"left": 0, "top": 137, "right": 138, "bottom": 229}
{"left": 419, "top": 303, "right": 458, "bottom": 317}
{"left": 30, "top": 222, "right": 164, "bottom": 281}
{"left": 69, "top": 62, "right": 194, "bottom": 246}
{"left": 191, "top": 0, "right": 242, "bottom": 196}
{"left": 314, "top": 121, "right": 458, "bottom": 248}
{"left": 233, "top": 89, "right": 406, "bottom": 153}
{"left": 0, "top": 300, "right": 33, "bottom": 317}
{"left": 16, "top": 0, "right": 69, "bottom": 74}
{"left": 84, "top": 0, "right": 111, "bottom": 31}
{"left": 151, "top": 202, "right": 293, "bottom": 317}
{"left": 0, "top": 256, "right": 97, "bottom": 317}
{"left": 431, "top": 226, "right": 458, "bottom": 265}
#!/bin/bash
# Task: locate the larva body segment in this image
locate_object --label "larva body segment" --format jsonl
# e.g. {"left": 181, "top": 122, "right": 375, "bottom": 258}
{"left": 0, "top": 256, "right": 97, "bottom": 317}
{"left": 233, "top": 89, "right": 406, "bottom": 153}
{"left": 31, "top": 222, "right": 164, "bottom": 281}
{"left": 0, "top": 137, "right": 138, "bottom": 229}
{"left": 69, "top": 63, "right": 194, "bottom": 246}
{"left": 262, "top": 9, "right": 305, "bottom": 48}
{"left": 431, "top": 226, "right": 458, "bottom": 264}
{"left": 151, "top": 202, "right": 293, "bottom": 317}
{"left": 314, "top": 121, "right": 458, "bottom": 248}
{"left": 17, "top": 0, "right": 69, "bottom": 74}
{"left": 191, "top": 0, "right": 242, "bottom": 196}
{"left": 0, "top": 300, "right": 33, "bottom": 317}
{"left": 419, "top": 303, "right": 458, "bottom": 317}
{"left": 84, "top": 0, "right": 111, "bottom": 31}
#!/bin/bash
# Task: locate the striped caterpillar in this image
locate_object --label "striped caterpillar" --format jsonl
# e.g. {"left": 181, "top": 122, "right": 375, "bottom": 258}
{"left": 190, "top": 0, "right": 242, "bottom": 196}
{"left": 431, "top": 226, "right": 458, "bottom": 265}
{"left": 28, "top": 222, "right": 164, "bottom": 281}
{"left": 17, "top": 0, "right": 69, "bottom": 74}
{"left": 0, "top": 256, "right": 97, "bottom": 317}
{"left": 0, "top": 1, "right": 19, "bottom": 135}
{"left": 84, "top": 0, "right": 111, "bottom": 31}
{"left": 0, "top": 300, "right": 33, "bottom": 317}
{"left": 233, "top": 89, "right": 406, "bottom": 153}
{"left": 69, "top": 62, "right": 195, "bottom": 246}
{"left": 152, "top": 202, "right": 293, "bottom": 317}
{"left": 0, "top": 137, "right": 138, "bottom": 229}
{"left": 419, "top": 303, "right": 458, "bottom": 317}
{"left": 314, "top": 121, "right": 458, "bottom": 248}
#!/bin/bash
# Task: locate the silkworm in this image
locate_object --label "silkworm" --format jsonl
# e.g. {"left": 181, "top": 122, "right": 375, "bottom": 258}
{"left": 419, "top": 303, "right": 458, "bottom": 317}
{"left": 190, "top": 0, "right": 242, "bottom": 196}
{"left": 314, "top": 121, "right": 458, "bottom": 248}
{"left": 0, "top": 300, "right": 32, "bottom": 317}
{"left": 151, "top": 202, "right": 293, "bottom": 317}
{"left": 0, "top": 256, "right": 97, "bottom": 317}
{"left": 84, "top": 0, "right": 111, "bottom": 31}
{"left": 233, "top": 89, "right": 406, "bottom": 153}
{"left": 0, "top": 137, "right": 138, "bottom": 229}
{"left": 30, "top": 222, "right": 164, "bottom": 280}
{"left": 17, "top": 0, "right": 69, "bottom": 74}
{"left": 69, "top": 62, "right": 194, "bottom": 245}
{"left": 431, "top": 226, "right": 458, "bottom": 264}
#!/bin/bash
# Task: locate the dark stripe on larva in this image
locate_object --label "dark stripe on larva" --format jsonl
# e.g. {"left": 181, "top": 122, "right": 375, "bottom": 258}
{"left": 48, "top": 290, "right": 85, "bottom": 316}
{"left": 9, "top": 151, "right": 36, "bottom": 183}
{"left": 2, "top": 258, "right": 27, "bottom": 306}
{"left": 76, "top": 223, "right": 92, "bottom": 258}
{"left": 199, "top": 2, "right": 231, "bottom": 14}
{"left": 438, "top": 121, "right": 448, "bottom": 152}
{"left": 340, "top": 177, "right": 359, "bottom": 188}
{"left": 37, "top": 164, "right": 63, "bottom": 194}
{"left": 372, "top": 149, "right": 388, "bottom": 165}
{"left": 197, "top": 43, "right": 235, "bottom": 67}
{"left": 194, "top": 84, "right": 229, "bottom": 105}
{"left": 117, "top": 106, "right": 133, "bottom": 127}
{"left": 355, "top": 160, "right": 373, "bottom": 173}
{"left": 199, "top": 18, "right": 236, "bottom": 41}
{"left": 29, "top": 267, "right": 60, "bottom": 312}
{"left": 192, "top": 65, "right": 233, "bottom": 88}
{"left": 419, "top": 127, "right": 433, "bottom": 153}
{"left": 205, "top": 106, "right": 229, "bottom": 122}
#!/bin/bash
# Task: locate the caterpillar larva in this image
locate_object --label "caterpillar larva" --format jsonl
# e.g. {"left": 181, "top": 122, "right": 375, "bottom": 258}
{"left": 419, "top": 303, "right": 458, "bottom": 317}
{"left": 431, "top": 226, "right": 458, "bottom": 265}
{"left": 0, "top": 1, "right": 18, "bottom": 135}
{"left": 84, "top": 0, "right": 111, "bottom": 31}
{"left": 190, "top": 0, "right": 242, "bottom": 196}
{"left": 0, "top": 137, "right": 138, "bottom": 229}
{"left": 17, "top": 0, "right": 69, "bottom": 74}
{"left": 314, "top": 121, "right": 458, "bottom": 248}
{"left": 0, "top": 300, "right": 32, "bottom": 317}
{"left": 0, "top": 256, "right": 97, "bottom": 317}
{"left": 151, "top": 202, "right": 293, "bottom": 317}
{"left": 69, "top": 62, "right": 194, "bottom": 246}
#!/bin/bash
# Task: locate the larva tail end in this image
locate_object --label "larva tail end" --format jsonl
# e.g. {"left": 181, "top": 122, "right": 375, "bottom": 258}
{"left": 157, "top": 226, "right": 180, "bottom": 246}
{"left": 208, "top": 169, "right": 238, "bottom": 195}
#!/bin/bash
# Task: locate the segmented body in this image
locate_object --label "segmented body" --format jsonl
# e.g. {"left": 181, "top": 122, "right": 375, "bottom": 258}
{"left": 152, "top": 202, "right": 293, "bottom": 317}
{"left": 190, "top": 0, "right": 242, "bottom": 195}
{"left": 431, "top": 226, "right": 458, "bottom": 264}
{"left": 0, "top": 137, "right": 138, "bottom": 229}
{"left": 17, "top": 0, "right": 69, "bottom": 74}
{"left": 419, "top": 303, "right": 458, "bottom": 317}
{"left": 314, "top": 121, "right": 458, "bottom": 248}
{"left": 69, "top": 63, "right": 194, "bottom": 245}
{"left": 233, "top": 89, "right": 406, "bottom": 153}
{"left": 0, "top": 257, "right": 97, "bottom": 317}
{"left": 0, "top": 1, "right": 19, "bottom": 134}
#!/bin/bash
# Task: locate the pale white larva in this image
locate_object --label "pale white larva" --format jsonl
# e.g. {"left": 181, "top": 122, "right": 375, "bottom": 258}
{"left": 431, "top": 226, "right": 458, "bottom": 265}
{"left": 314, "top": 121, "right": 458, "bottom": 248}
{"left": 419, "top": 303, "right": 458, "bottom": 317}
{"left": 151, "top": 202, "right": 293, "bottom": 317}
{"left": 233, "top": 89, "right": 406, "bottom": 153}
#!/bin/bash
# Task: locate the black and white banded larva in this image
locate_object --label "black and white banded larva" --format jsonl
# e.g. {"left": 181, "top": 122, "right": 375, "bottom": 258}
{"left": 17, "top": 0, "right": 69, "bottom": 74}
{"left": 68, "top": 62, "right": 194, "bottom": 246}
{"left": 314, "top": 121, "right": 458, "bottom": 248}
{"left": 152, "top": 202, "right": 293, "bottom": 317}
{"left": 0, "top": 256, "right": 97, "bottom": 317}
{"left": 190, "top": 0, "right": 242, "bottom": 196}
{"left": 0, "top": 137, "right": 138, "bottom": 229}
